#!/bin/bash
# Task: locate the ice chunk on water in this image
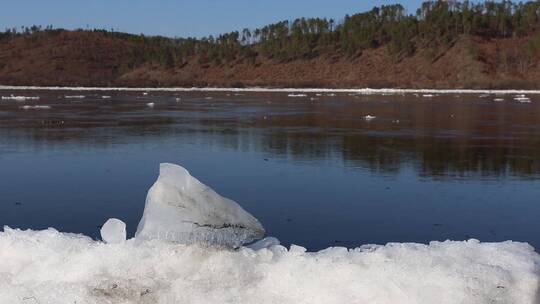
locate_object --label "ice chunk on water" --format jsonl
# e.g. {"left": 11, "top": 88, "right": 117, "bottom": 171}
{"left": 287, "top": 93, "right": 307, "bottom": 97}
{"left": 135, "top": 163, "right": 265, "bottom": 247}
{"left": 20, "top": 105, "right": 51, "bottom": 110}
{"left": 100, "top": 218, "right": 126, "bottom": 244}
{"left": 364, "top": 115, "right": 376, "bottom": 121}
{"left": 2, "top": 95, "right": 40, "bottom": 101}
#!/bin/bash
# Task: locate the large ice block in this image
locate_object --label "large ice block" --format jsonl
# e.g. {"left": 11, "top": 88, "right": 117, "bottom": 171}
{"left": 135, "top": 163, "right": 265, "bottom": 246}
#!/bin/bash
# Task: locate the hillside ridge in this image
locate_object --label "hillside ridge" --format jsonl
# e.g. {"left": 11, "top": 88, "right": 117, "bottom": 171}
{"left": 1, "top": 1, "right": 540, "bottom": 89}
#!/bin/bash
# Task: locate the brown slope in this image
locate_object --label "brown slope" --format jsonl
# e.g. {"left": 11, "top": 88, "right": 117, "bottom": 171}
{"left": 0, "top": 30, "right": 539, "bottom": 89}
{"left": 0, "top": 30, "right": 138, "bottom": 86}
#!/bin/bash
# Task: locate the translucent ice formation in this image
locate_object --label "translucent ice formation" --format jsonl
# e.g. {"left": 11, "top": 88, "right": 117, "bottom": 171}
{"left": 135, "top": 163, "right": 265, "bottom": 247}
{"left": 246, "top": 236, "right": 280, "bottom": 251}
{"left": 100, "top": 218, "right": 127, "bottom": 244}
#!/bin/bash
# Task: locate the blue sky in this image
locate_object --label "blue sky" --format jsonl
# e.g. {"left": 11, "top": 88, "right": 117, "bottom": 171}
{"left": 1, "top": 0, "right": 425, "bottom": 38}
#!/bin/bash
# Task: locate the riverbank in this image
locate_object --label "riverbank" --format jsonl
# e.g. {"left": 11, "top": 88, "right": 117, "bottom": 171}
{"left": 1, "top": 227, "right": 538, "bottom": 304}
{"left": 2, "top": 85, "right": 540, "bottom": 95}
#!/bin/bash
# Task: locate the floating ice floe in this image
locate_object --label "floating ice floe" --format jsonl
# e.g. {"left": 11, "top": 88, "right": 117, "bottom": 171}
{"left": 20, "top": 105, "right": 51, "bottom": 110}
{"left": 175, "top": 97, "right": 181, "bottom": 102}
{"left": 64, "top": 95, "right": 85, "bottom": 99}
{"left": 514, "top": 96, "right": 531, "bottom": 103}
{"left": 136, "top": 163, "right": 265, "bottom": 247}
{"left": 2, "top": 95, "right": 40, "bottom": 101}
{"left": 493, "top": 98, "right": 505, "bottom": 102}
{"left": 143, "top": 92, "right": 148, "bottom": 96}
{"left": 364, "top": 115, "right": 376, "bottom": 121}
{"left": 0, "top": 228, "right": 538, "bottom": 304}
{"left": 287, "top": 94, "right": 307, "bottom": 97}
{"left": 146, "top": 102, "right": 155, "bottom": 108}
{"left": 422, "top": 94, "right": 435, "bottom": 98}
{"left": 101, "top": 95, "right": 111, "bottom": 99}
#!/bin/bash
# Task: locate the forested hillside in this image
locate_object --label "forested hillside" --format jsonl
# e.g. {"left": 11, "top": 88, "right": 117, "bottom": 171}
{"left": 1, "top": 0, "right": 540, "bottom": 88}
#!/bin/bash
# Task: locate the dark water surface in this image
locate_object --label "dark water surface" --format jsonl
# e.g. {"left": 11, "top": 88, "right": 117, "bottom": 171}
{"left": 0, "top": 90, "right": 539, "bottom": 251}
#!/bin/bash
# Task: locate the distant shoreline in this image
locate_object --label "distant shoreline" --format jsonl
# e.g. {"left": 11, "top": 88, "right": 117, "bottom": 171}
{"left": 1, "top": 85, "right": 540, "bottom": 95}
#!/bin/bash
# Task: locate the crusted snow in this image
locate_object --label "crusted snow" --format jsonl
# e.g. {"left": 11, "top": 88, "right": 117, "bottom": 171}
{"left": 0, "top": 227, "right": 538, "bottom": 304}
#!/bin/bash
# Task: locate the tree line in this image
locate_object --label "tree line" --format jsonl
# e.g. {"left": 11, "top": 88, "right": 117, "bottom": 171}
{"left": 2, "top": 1, "right": 540, "bottom": 67}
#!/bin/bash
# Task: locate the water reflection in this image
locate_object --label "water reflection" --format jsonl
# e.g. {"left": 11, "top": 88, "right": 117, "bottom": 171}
{"left": 1, "top": 91, "right": 539, "bottom": 180}
{"left": 1, "top": 91, "right": 540, "bottom": 250}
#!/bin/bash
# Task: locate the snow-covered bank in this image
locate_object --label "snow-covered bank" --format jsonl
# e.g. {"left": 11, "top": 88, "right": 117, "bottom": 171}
{"left": 0, "top": 227, "right": 538, "bottom": 304}
{"left": 2, "top": 85, "right": 540, "bottom": 95}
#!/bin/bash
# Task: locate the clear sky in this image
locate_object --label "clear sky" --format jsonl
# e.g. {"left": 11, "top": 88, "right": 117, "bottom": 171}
{"left": 1, "top": 1, "right": 425, "bottom": 38}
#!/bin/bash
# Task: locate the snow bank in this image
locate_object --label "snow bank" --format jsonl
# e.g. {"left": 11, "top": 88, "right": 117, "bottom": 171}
{"left": 3, "top": 85, "right": 540, "bottom": 95}
{"left": 0, "top": 227, "right": 538, "bottom": 304}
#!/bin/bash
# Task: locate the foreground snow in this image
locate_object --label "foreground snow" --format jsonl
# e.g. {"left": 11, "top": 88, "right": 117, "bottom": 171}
{"left": 0, "top": 228, "right": 538, "bottom": 304}
{"left": 2, "top": 85, "right": 540, "bottom": 95}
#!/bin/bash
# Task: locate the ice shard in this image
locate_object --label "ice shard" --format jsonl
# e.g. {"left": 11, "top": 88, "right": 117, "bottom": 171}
{"left": 135, "top": 163, "right": 265, "bottom": 247}
{"left": 100, "top": 218, "right": 127, "bottom": 244}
